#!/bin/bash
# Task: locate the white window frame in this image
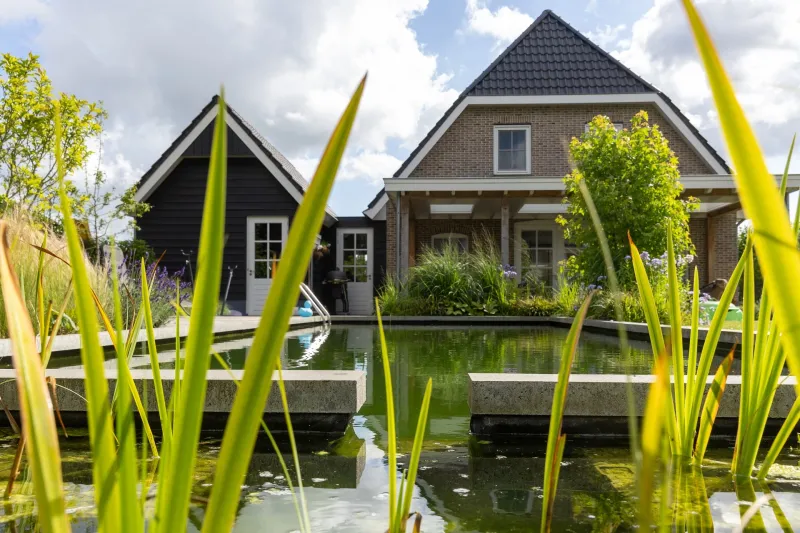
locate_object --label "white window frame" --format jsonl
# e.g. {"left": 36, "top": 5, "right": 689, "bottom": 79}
{"left": 431, "top": 233, "right": 469, "bottom": 253}
{"left": 493, "top": 125, "right": 531, "bottom": 175}
{"left": 584, "top": 122, "right": 624, "bottom": 133}
{"left": 514, "top": 221, "right": 564, "bottom": 287}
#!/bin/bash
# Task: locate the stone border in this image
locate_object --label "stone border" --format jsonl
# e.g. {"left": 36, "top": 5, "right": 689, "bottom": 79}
{"left": 0, "top": 315, "right": 325, "bottom": 359}
{"left": 469, "top": 372, "right": 797, "bottom": 437}
{"left": 0, "top": 368, "right": 365, "bottom": 433}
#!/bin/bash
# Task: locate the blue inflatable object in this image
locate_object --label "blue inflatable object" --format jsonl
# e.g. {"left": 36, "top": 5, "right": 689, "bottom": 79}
{"left": 303, "top": 300, "right": 312, "bottom": 309}
{"left": 298, "top": 307, "right": 314, "bottom": 317}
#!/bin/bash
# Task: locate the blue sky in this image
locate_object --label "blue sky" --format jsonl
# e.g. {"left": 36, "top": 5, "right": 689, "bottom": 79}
{"left": 2, "top": 0, "right": 799, "bottom": 217}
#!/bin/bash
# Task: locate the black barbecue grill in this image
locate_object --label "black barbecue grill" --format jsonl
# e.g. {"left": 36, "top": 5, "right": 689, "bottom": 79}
{"left": 324, "top": 270, "right": 350, "bottom": 314}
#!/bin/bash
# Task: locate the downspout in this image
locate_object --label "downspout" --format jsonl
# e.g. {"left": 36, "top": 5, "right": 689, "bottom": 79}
{"left": 395, "top": 192, "right": 401, "bottom": 279}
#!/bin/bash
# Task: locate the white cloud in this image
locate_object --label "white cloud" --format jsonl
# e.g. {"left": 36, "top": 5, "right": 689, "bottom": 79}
{"left": 612, "top": 0, "right": 800, "bottom": 172}
{"left": 464, "top": 0, "right": 533, "bottom": 47}
{"left": 585, "top": 24, "right": 626, "bottom": 49}
{"left": 0, "top": 0, "right": 45, "bottom": 23}
{"left": 291, "top": 151, "right": 402, "bottom": 185}
{"left": 9, "top": 0, "right": 459, "bottom": 213}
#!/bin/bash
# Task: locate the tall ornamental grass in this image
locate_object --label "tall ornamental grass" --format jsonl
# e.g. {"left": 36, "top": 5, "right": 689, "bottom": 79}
{"left": 0, "top": 209, "right": 112, "bottom": 337}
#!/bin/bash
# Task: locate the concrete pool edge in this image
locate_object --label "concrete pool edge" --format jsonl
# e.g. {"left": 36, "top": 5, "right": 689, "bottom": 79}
{"left": 0, "top": 315, "right": 325, "bottom": 359}
{"left": 333, "top": 315, "right": 745, "bottom": 350}
{"left": 0, "top": 368, "right": 365, "bottom": 434}
{"left": 468, "top": 373, "right": 798, "bottom": 437}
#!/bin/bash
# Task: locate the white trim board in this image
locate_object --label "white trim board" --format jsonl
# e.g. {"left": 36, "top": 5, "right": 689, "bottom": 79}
{"left": 364, "top": 193, "right": 388, "bottom": 220}
{"left": 396, "top": 94, "right": 729, "bottom": 178}
{"left": 134, "top": 105, "right": 337, "bottom": 224}
{"left": 134, "top": 104, "right": 219, "bottom": 202}
{"left": 384, "top": 174, "right": 800, "bottom": 193}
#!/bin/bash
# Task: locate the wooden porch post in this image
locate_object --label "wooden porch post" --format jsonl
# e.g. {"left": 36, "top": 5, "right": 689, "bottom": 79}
{"left": 500, "top": 198, "right": 510, "bottom": 265}
{"left": 400, "top": 195, "right": 410, "bottom": 276}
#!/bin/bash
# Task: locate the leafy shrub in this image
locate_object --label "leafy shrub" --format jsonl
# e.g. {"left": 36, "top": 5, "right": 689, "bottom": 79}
{"left": 557, "top": 112, "right": 698, "bottom": 285}
{"left": 514, "top": 296, "right": 561, "bottom": 317}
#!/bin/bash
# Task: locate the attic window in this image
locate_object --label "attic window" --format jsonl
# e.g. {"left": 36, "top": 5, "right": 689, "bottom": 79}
{"left": 584, "top": 122, "right": 624, "bottom": 133}
{"left": 494, "top": 125, "right": 531, "bottom": 174}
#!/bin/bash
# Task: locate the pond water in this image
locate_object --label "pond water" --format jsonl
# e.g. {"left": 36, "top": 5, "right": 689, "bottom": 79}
{"left": 3, "top": 325, "right": 794, "bottom": 531}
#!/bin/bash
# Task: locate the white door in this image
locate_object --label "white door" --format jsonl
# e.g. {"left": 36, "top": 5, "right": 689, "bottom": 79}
{"left": 336, "top": 228, "right": 374, "bottom": 315}
{"left": 246, "top": 216, "right": 288, "bottom": 316}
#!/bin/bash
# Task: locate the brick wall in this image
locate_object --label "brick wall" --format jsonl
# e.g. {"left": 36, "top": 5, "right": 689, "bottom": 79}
{"left": 689, "top": 217, "right": 708, "bottom": 285}
{"left": 410, "top": 103, "right": 715, "bottom": 177}
{"left": 709, "top": 210, "right": 739, "bottom": 283}
{"left": 413, "top": 219, "right": 501, "bottom": 258}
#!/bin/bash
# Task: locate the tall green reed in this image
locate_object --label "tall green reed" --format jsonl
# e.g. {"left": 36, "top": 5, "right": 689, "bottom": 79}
{"left": 629, "top": 224, "right": 743, "bottom": 461}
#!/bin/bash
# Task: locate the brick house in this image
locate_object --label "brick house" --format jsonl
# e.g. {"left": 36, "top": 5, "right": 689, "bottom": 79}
{"left": 363, "top": 9, "right": 797, "bottom": 295}
{"left": 137, "top": 9, "right": 798, "bottom": 316}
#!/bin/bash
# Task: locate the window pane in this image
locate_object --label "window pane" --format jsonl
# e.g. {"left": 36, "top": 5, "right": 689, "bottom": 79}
{"left": 512, "top": 149, "right": 526, "bottom": 170}
{"left": 456, "top": 238, "right": 468, "bottom": 253}
{"left": 343, "top": 233, "right": 354, "bottom": 249}
{"left": 255, "top": 243, "right": 269, "bottom": 260}
{"left": 355, "top": 253, "right": 368, "bottom": 266}
{"left": 498, "top": 130, "right": 512, "bottom": 150}
{"left": 268, "top": 223, "right": 282, "bottom": 241}
{"left": 537, "top": 249, "right": 552, "bottom": 265}
{"left": 354, "top": 267, "right": 367, "bottom": 282}
{"left": 343, "top": 251, "right": 355, "bottom": 265}
{"left": 497, "top": 151, "right": 513, "bottom": 171}
{"left": 255, "top": 261, "right": 269, "bottom": 279}
{"left": 255, "top": 223, "right": 268, "bottom": 241}
{"left": 538, "top": 230, "right": 553, "bottom": 247}
{"left": 344, "top": 266, "right": 355, "bottom": 282}
{"left": 521, "top": 231, "right": 537, "bottom": 248}
{"left": 512, "top": 130, "right": 526, "bottom": 150}
{"left": 356, "top": 233, "right": 367, "bottom": 250}
{"left": 268, "top": 242, "right": 282, "bottom": 259}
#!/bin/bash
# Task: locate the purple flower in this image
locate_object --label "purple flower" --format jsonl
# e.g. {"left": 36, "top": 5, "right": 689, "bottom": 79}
{"left": 624, "top": 255, "right": 632, "bottom": 262}
{"left": 640, "top": 251, "right": 650, "bottom": 261}
{"left": 588, "top": 284, "right": 597, "bottom": 290}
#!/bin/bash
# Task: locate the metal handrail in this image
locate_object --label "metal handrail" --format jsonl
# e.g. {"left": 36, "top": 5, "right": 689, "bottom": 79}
{"left": 299, "top": 283, "right": 331, "bottom": 322}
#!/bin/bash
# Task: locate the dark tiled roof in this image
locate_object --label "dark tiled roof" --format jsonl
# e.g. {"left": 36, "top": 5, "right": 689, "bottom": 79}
{"left": 138, "top": 95, "right": 310, "bottom": 196}
{"left": 393, "top": 9, "right": 730, "bottom": 177}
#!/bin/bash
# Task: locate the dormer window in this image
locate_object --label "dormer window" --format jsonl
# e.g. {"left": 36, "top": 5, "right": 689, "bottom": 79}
{"left": 494, "top": 125, "right": 531, "bottom": 174}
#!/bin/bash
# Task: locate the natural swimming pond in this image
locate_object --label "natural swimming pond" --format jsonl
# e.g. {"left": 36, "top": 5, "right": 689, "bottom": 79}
{"left": 3, "top": 325, "right": 796, "bottom": 531}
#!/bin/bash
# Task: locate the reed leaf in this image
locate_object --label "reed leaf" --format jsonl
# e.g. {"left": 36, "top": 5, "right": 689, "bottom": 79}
{"left": 681, "top": 0, "right": 800, "bottom": 385}
{"left": 399, "top": 377, "right": 432, "bottom": 527}
{"left": 153, "top": 89, "right": 228, "bottom": 533}
{"left": 638, "top": 353, "right": 669, "bottom": 531}
{"left": 376, "top": 299, "right": 399, "bottom": 530}
{"left": 57, "top": 105, "right": 121, "bottom": 531}
{"left": 140, "top": 260, "right": 172, "bottom": 442}
{"left": 541, "top": 293, "right": 592, "bottom": 533}
{"left": 201, "top": 77, "right": 365, "bottom": 532}
{"left": 0, "top": 221, "right": 69, "bottom": 533}
{"left": 112, "top": 246, "right": 141, "bottom": 531}
{"left": 759, "top": 397, "right": 800, "bottom": 479}
{"left": 694, "top": 349, "right": 734, "bottom": 462}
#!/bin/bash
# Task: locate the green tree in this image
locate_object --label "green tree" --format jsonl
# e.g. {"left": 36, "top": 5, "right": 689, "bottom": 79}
{"left": 557, "top": 111, "right": 698, "bottom": 284}
{"left": 0, "top": 52, "right": 106, "bottom": 223}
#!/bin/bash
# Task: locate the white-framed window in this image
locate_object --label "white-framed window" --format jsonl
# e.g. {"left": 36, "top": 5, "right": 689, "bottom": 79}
{"left": 431, "top": 233, "right": 468, "bottom": 253}
{"left": 493, "top": 125, "right": 531, "bottom": 175}
{"left": 584, "top": 122, "right": 624, "bottom": 133}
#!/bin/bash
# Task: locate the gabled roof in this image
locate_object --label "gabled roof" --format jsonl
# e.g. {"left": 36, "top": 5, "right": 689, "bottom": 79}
{"left": 135, "top": 95, "right": 337, "bottom": 221}
{"left": 392, "top": 8, "right": 729, "bottom": 178}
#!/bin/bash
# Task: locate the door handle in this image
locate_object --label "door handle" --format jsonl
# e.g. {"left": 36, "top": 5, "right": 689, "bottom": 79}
{"left": 248, "top": 269, "right": 253, "bottom": 276}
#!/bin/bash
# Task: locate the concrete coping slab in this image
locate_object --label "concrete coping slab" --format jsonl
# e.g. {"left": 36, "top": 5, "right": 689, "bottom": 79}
{"left": 0, "top": 315, "right": 325, "bottom": 359}
{"left": 0, "top": 368, "right": 365, "bottom": 416}
{"left": 469, "top": 372, "right": 797, "bottom": 419}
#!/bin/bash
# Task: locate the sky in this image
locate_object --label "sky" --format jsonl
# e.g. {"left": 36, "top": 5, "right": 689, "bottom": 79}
{"left": 1, "top": 0, "right": 799, "bottom": 217}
